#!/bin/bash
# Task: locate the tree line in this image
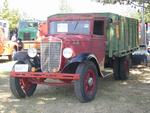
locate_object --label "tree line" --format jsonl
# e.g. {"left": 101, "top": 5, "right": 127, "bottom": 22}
{"left": 0, "top": 0, "right": 20, "bottom": 31}
{"left": 94, "top": 0, "right": 150, "bottom": 22}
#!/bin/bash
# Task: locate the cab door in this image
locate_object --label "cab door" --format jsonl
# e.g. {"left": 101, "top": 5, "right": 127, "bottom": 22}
{"left": 91, "top": 18, "right": 107, "bottom": 71}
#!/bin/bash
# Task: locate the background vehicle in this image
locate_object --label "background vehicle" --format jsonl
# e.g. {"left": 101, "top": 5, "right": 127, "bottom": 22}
{"left": 16, "top": 20, "right": 47, "bottom": 51}
{"left": 10, "top": 13, "right": 139, "bottom": 102}
{"left": 17, "top": 20, "right": 39, "bottom": 50}
{"left": 0, "top": 19, "right": 17, "bottom": 60}
{"left": 132, "top": 45, "right": 149, "bottom": 66}
{"left": 0, "top": 20, "right": 9, "bottom": 40}
{"left": 18, "top": 20, "right": 38, "bottom": 41}
{"left": 132, "top": 23, "right": 150, "bottom": 66}
{"left": 38, "top": 21, "right": 47, "bottom": 37}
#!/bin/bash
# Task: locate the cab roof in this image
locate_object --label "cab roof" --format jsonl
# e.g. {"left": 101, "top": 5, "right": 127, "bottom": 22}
{"left": 48, "top": 13, "right": 138, "bottom": 22}
{"left": 48, "top": 13, "right": 110, "bottom": 21}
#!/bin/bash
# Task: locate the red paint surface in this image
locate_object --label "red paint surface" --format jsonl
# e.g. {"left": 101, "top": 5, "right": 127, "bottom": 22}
{"left": 11, "top": 13, "right": 107, "bottom": 85}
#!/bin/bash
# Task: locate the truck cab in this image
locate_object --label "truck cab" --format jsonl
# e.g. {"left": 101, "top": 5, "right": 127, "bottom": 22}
{"left": 44, "top": 14, "right": 107, "bottom": 72}
{"left": 10, "top": 13, "right": 139, "bottom": 102}
{"left": 18, "top": 20, "right": 38, "bottom": 41}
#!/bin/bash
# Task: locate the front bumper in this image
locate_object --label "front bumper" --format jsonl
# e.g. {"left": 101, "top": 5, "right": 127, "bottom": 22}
{"left": 10, "top": 71, "right": 80, "bottom": 80}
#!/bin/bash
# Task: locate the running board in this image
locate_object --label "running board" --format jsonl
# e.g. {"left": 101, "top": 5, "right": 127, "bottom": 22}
{"left": 101, "top": 68, "right": 113, "bottom": 78}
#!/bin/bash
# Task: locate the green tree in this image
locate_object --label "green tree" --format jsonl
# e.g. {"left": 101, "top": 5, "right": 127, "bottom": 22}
{"left": 145, "top": 4, "right": 150, "bottom": 22}
{"left": 93, "top": 0, "right": 150, "bottom": 22}
{"left": 94, "top": 0, "right": 150, "bottom": 4}
{"left": 0, "top": 0, "right": 20, "bottom": 31}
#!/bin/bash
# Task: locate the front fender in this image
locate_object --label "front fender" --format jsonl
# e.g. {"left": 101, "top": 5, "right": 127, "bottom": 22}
{"left": 69, "top": 53, "right": 99, "bottom": 64}
{"left": 13, "top": 51, "right": 41, "bottom": 71}
{"left": 62, "top": 53, "right": 100, "bottom": 75}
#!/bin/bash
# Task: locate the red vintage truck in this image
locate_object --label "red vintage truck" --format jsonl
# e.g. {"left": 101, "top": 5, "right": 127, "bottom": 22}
{"left": 10, "top": 13, "right": 139, "bottom": 102}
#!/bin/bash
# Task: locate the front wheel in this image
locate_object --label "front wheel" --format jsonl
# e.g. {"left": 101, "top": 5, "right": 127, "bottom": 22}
{"left": 74, "top": 61, "right": 98, "bottom": 102}
{"left": 10, "top": 61, "right": 37, "bottom": 98}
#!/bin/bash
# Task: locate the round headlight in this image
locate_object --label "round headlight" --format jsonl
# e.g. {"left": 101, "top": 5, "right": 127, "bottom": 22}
{"left": 27, "top": 48, "right": 37, "bottom": 58}
{"left": 63, "top": 48, "right": 73, "bottom": 58}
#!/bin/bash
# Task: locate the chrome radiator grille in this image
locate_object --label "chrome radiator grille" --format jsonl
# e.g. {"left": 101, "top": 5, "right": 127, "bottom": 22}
{"left": 41, "top": 41, "right": 61, "bottom": 72}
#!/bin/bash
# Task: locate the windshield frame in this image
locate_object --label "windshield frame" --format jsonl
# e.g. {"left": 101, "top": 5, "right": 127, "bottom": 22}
{"left": 48, "top": 20, "right": 91, "bottom": 35}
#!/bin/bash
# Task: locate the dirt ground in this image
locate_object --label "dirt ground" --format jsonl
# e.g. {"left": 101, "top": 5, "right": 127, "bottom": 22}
{"left": 0, "top": 61, "right": 150, "bottom": 113}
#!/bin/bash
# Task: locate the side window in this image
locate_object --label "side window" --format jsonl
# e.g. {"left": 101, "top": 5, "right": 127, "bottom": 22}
{"left": 93, "top": 20, "right": 104, "bottom": 35}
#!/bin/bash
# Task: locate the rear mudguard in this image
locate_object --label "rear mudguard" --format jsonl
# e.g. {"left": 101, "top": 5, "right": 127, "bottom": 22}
{"left": 62, "top": 53, "right": 102, "bottom": 77}
{"left": 13, "top": 51, "right": 41, "bottom": 71}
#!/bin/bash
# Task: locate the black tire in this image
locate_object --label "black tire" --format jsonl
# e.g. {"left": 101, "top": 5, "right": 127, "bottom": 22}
{"left": 128, "top": 55, "right": 132, "bottom": 68}
{"left": 74, "top": 61, "right": 98, "bottom": 102}
{"left": 113, "top": 56, "right": 129, "bottom": 80}
{"left": 113, "top": 58, "right": 120, "bottom": 80}
{"left": 10, "top": 61, "right": 37, "bottom": 98}
{"left": 10, "top": 77, "right": 26, "bottom": 98}
{"left": 119, "top": 56, "right": 129, "bottom": 80}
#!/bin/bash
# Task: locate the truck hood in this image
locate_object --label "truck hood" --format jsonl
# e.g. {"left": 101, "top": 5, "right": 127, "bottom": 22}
{"left": 46, "top": 34, "right": 91, "bottom": 42}
{"left": 41, "top": 34, "right": 91, "bottom": 55}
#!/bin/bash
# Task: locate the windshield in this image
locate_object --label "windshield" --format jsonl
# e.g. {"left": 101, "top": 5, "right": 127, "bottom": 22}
{"left": 19, "top": 21, "right": 38, "bottom": 29}
{"left": 49, "top": 20, "right": 90, "bottom": 35}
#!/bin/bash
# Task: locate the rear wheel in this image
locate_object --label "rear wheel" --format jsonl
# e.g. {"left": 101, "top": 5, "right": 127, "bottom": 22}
{"left": 128, "top": 55, "right": 132, "bottom": 68}
{"left": 119, "top": 56, "right": 129, "bottom": 80}
{"left": 113, "top": 58, "right": 120, "bottom": 80}
{"left": 113, "top": 56, "right": 129, "bottom": 80}
{"left": 10, "top": 61, "right": 37, "bottom": 98}
{"left": 74, "top": 61, "right": 98, "bottom": 102}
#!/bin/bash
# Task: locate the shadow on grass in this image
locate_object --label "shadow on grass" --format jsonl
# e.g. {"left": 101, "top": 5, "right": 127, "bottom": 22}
{"left": 130, "top": 65, "right": 150, "bottom": 83}
{"left": 0, "top": 65, "right": 150, "bottom": 113}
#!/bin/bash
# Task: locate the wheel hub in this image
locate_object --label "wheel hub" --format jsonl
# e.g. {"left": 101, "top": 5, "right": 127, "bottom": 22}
{"left": 88, "top": 77, "right": 93, "bottom": 86}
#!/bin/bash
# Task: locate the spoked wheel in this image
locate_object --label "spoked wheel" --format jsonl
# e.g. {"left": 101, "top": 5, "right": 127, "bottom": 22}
{"left": 74, "top": 61, "right": 98, "bottom": 102}
{"left": 84, "top": 69, "right": 97, "bottom": 97}
{"left": 10, "top": 61, "right": 37, "bottom": 98}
